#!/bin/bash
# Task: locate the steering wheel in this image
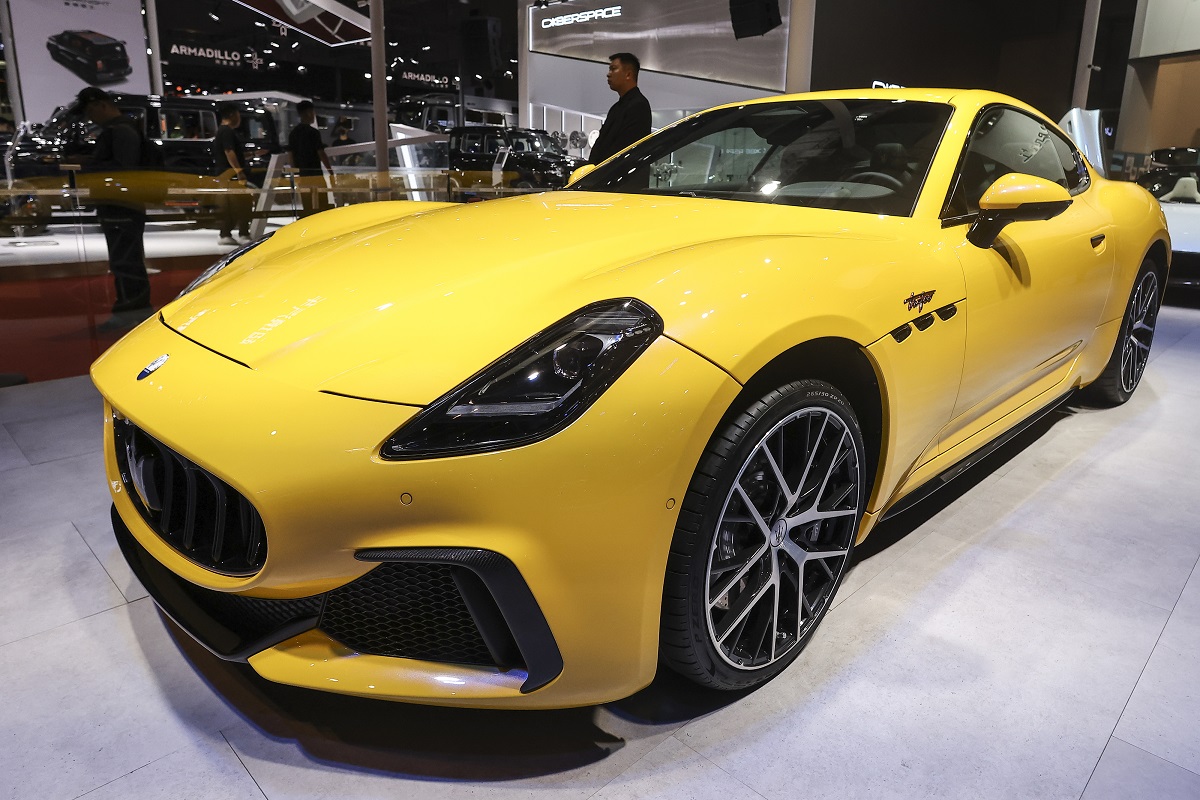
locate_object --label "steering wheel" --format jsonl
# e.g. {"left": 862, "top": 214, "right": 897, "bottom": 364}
{"left": 847, "top": 171, "right": 905, "bottom": 190}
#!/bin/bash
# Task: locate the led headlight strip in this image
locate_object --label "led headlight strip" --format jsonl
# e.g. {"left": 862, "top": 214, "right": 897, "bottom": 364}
{"left": 381, "top": 298, "right": 662, "bottom": 460}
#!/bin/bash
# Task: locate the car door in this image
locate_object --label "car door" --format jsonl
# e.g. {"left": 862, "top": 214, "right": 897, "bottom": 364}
{"left": 938, "top": 106, "right": 1115, "bottom": 452}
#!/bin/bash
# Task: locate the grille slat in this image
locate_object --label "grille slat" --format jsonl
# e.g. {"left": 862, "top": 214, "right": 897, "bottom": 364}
{"left": 113, "top": 414, "right": 267, "bottom": 575}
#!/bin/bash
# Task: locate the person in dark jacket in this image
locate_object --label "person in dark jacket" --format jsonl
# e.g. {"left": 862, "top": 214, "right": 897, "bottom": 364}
{"left": 70, "top": 86, "right": 152, "bottom": 331}
{"left": 287, "top": 100, "right": 333, "bottom": 217}
{"left": 588, "top": 53, "right": 651, "bottom": 165}
{"left": 213, "top": 102, "right": 253, "bottom": 245}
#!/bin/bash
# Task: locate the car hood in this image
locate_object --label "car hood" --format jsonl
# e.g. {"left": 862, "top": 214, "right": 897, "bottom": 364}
{"left": 162, "top": 192, "right": 881, "bottom": 405}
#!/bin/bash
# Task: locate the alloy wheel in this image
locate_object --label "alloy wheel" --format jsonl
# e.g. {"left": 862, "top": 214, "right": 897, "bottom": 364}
{"left": 1120, "top": 270, "right": 1159, "bottom": 394}
{"left": 704, "top": 406, "right": 862, "bottom": 670}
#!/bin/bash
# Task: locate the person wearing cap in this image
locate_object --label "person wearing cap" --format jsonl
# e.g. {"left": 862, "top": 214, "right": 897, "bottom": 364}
{"left": 287, "top": 100, "right": 333, "bottom": 217}
{"left": 71, "top": 86, "right": 152, "bottom": 331}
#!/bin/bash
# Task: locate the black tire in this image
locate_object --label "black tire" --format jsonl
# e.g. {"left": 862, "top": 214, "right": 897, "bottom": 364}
{"left": 661, "top": 380, "right": 866, "bottom": 690}
{"left": 1084, "top": 259, "right": 1162, "bottom": 406}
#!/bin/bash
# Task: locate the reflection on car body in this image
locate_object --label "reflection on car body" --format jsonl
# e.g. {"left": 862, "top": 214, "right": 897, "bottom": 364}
{"left": 91, "top": 89, "right": 1169, "bottom": 710}
{"left": 1, "top": 94, "right": 280, "bottom": 236}
{"left": 448, "top": 125, "right": 586, "bottom": 198}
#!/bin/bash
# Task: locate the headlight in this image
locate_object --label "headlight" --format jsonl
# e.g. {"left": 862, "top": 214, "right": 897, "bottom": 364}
{"left": 381, "top": 298, "right": 663, "bottom": 460}
{"left": 178, "top": 234, "right": 272, "bottom": 297}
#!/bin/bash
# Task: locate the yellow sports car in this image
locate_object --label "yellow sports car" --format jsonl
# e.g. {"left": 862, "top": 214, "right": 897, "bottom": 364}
{"left": 92, "top": 89, "right": 1169, "bottom": 709}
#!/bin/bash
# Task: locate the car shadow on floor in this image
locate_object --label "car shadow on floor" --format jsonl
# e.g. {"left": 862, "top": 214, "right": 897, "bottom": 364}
{"left": 151, "top": 404, "right": 1076, "bottom": 782}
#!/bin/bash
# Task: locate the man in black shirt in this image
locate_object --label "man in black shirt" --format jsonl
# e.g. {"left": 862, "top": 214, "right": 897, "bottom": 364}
{"left": 287, "top": 100, "right": 333, "bottom": 217}
{"left": 214, "top": 102, "right": 252, "bottom": 245}
{"left": 588, "top": 53, "right": 652, "bottom": 165}
{"left": 70, "top": 86, "right": 152, "bottom": 331}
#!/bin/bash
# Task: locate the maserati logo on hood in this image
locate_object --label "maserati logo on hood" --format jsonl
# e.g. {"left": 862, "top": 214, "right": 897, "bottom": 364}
{"left": 137, "top": 354, "right": 170, "bottom": 381}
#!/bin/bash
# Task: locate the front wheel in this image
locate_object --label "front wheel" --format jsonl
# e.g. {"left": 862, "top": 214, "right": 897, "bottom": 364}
{"left": 661, "top": 380, "right": 866, "bottom": 690}
{"left": 1084, "top": 259, "right": 1162, "bottom": 406}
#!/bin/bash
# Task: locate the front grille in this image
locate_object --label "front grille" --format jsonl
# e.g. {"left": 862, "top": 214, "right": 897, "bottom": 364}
{"left": 322, "top": 563, "right": 494, "bottom": 665}
{"left": 113, "top": 414, "right": 267, "bottom": 575}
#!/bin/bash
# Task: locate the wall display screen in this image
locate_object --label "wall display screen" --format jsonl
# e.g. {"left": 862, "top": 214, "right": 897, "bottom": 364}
{"left": 529, "top": 0, "right": 789, "bottom": 92}
{"left": 8, "top": 0, "right": 152, "bottom": 123}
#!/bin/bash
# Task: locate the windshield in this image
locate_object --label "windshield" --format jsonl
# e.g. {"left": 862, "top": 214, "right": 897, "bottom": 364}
{"left": 572, "top": 98, "right": 953, "bottom": 216}
{"left": 537, "top": 133, "right": 566, "bottom": 155}
{"left": 395, "top": 103, "right": 425, "bottom": 128}
{"left": 508, "top": 130, "right": 564, "bottom": 155}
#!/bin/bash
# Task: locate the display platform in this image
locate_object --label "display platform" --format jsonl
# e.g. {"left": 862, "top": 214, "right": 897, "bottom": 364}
{"left": 1, "top": 297, "right": 1198, "bottom": 799}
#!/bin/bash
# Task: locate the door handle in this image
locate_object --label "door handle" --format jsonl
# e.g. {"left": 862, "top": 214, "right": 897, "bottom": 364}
{"left": 1090, "top": 233, "right": 1106, "bottom": 248}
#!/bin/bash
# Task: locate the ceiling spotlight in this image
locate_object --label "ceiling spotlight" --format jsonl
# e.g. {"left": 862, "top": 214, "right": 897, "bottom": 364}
{"left": 421, "top": 45, "right": 431, "bottom": 51}
{"left": 208, "top": 1, "right": 221, "bottom": 21}
{"left": 364, "top": 72, "right": 371, "bottom": 79}
{"left": 254, "top": 21, "right": 266, "bottom": 27}
{"left": 291, "top": 41, "right": 300, "bottom": 49}
{"left": 270, "top": 41, "right": 281, "bottom": 48}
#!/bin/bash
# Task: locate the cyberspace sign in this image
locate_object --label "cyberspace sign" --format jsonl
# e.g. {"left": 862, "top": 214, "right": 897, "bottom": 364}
{"left": 529, "top": 0, "right": 788, "bottom": 91}
{"left": 540, "top": 6, "right": 622, "bottom": 28}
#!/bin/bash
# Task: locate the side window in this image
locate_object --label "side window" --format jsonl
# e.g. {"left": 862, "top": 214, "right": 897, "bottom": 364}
{"left": 463, "top": 132, "right": 483, "bottom": 154}
{"left": 161, "top": 109, "right": 210, "bottom": 140}
{"left": 484, "top": 133, "right": 505, "bottom": 154}
{"left": 945, "top": 106, "right": 1090, "bottom": 217}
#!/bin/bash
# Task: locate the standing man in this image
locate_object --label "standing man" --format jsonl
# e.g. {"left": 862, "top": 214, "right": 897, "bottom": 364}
{"left": 213, "top": 102, "right": 252, "bottom": 245}
{"left": 588, "top": 53, "right": 651, "bottom": 165}
{"left": 71, "top": 86, "right": 152, "bottom": 331}
{"left": 287, "top": 100, "right": 333, "bottom": 217}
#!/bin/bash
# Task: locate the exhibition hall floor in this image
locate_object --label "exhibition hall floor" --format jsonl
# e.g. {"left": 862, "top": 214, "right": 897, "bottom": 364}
{"left": 2, "top": 299, "right": 1200, "bottom": 800}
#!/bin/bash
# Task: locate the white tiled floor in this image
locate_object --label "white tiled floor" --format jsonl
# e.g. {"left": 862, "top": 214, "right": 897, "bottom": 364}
{"left": 2, "top": 299, "right": 1199, "bottom": 800}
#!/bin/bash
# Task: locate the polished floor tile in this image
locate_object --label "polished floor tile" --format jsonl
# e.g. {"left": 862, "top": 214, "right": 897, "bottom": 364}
{"left": 0, "top": 521, "right": 126, "bottom": 646}
{"left": 1081, "top": 737, "right": 1200, "bottom": 800}
{"left": 5, "top": 407, "right": 105, "bottom": 466}
{"left": 0, "top": 375, "right": 101, "bottom": 425}
{"left": 0, "top": 423, "right": 28, "bottom": 473}
{"left": 1113, "top": 565, "right": 1200, "bottom": 775}
{"left": 75, "top": 734, "right": 266, "bottom": 800}
{"left": 0, "top": 600, "right": 242, "bottom": 800}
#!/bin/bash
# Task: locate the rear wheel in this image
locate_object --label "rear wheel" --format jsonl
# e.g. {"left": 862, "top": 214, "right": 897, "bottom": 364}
{"left": 661, "top": 380, "right": 866, "bottom": 690}
{"left": 1085, "top": 259, "right": 1161, "bottom": 406}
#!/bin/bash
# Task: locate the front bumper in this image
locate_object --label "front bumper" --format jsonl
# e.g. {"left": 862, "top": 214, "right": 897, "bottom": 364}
{"left": 92, "top": 315, "right": 740, "bottom": 708}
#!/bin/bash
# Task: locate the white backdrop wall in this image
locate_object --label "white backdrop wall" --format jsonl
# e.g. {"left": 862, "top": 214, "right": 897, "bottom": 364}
{"left": 525, "top": 50, "right": 775, "bottom": 129}
{"left": 1131, "top": 0, "right": 1200, "bottom": 59}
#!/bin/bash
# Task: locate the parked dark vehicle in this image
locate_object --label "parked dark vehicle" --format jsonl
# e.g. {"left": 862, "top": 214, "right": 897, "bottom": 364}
{"left": 1137, "top": 147, "right": 1200, "bottom": 199}
{"left": 447, "top": 125, "right": 585, "bottom": 199}
{"left": 2, "top": 94, "right": 280, "bottom": 235}
{"left": 46, "top": 30, "right": 132, "bottom": 84}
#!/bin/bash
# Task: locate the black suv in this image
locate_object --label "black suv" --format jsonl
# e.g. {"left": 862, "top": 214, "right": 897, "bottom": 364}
{"left": 46, "top": 30, "right": 132, "bottom": 84}
{"left": 448, "top": 126, "right": 585, "bottom": 198}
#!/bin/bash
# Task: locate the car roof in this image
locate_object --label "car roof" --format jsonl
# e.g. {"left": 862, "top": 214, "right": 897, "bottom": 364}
{"left": 71, "top": 30, "right": 123, "bottom": 45}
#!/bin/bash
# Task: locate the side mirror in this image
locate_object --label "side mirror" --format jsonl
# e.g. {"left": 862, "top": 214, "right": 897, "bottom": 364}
{"left": 967, "top": 173, "right": 1073, "bottom": 249}
{"left": 567, "top": 163, "right": 596, "bottom": 186}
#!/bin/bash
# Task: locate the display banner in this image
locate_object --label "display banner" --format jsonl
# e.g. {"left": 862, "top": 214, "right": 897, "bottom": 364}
{"left": 529, "top": 0, "right": 788, "bottom": 91}
{"left": 8, "top": 0, "right": 152, "bottom": 123}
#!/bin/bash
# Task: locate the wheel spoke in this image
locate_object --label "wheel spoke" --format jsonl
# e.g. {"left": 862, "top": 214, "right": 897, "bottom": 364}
{"left": 716, "top": 574, "right": 776, "bottom": 644}
{"left": 735, "top": 483, "right": 774, "bottom": 540}
{"left": 709, "top": 542, "right": 770, "bottom": 609}
{"left": 759, "top": 443, "right": 798, "bottom": 509}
